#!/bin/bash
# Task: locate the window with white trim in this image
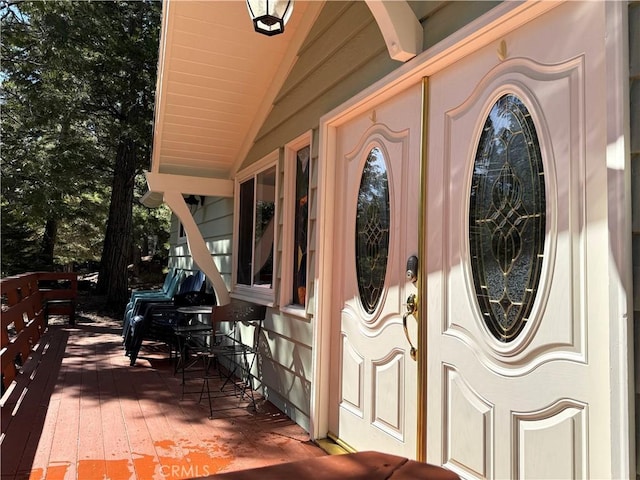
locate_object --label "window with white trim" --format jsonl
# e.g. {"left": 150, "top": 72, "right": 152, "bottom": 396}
{"left": 280, "top": 132, "right": 312, "bottom": 312}
{"left": 234, "top": 156, "right": 277, "bottom": 303}
{"left": 291, "top": 146, "right": 309, "bottom": 305}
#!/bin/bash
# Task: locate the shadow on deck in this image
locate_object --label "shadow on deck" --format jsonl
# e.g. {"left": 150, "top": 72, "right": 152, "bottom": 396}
{"left": 1, "top": 298, "right": 325, "bottom": 480}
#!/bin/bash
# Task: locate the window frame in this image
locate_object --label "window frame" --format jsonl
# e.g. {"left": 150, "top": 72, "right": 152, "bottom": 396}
{"left": 279, "top": 132, "right": 312, "bottom": 317}
{"left": 232, "top": 150, "right": 279, "bottom": 305}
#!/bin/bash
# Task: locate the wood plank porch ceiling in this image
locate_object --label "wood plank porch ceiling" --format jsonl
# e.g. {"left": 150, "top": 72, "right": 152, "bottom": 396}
{"left": 151, "top": 0, "right": 321, "bottom": 183}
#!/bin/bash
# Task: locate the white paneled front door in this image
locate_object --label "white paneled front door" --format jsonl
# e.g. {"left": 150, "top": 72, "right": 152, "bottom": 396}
{"left": 327, "top": 83, "right": 422, "bottom": 458}
{"left": 425, "top": 2, "right": 629, "bottom": 478}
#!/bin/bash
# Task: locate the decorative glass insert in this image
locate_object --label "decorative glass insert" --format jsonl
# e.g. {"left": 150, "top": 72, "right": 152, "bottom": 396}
{"left": 356, "top": 147, "right": 390, "bottom": 314}
{"left": 292, "top": 146, "right": 310, "bottom": 306}
{"left": 469, "top": 94, "right": 546, "bottom": 342}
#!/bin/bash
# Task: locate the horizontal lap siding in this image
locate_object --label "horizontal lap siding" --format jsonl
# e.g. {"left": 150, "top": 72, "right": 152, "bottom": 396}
{"left": 259, "top": 359, "right": 312, "bottom": 429}
{"left": 199, "top": 199, "right": 234, "bottom": 288}
{"left": 169, "top": 197, "right": 234, "bottom": 288}
{"left": 257, "top": 311, "right": 314, "bottom": 430}
{"left": 261, "top": 312, "right": 313, "bottom": 374}
{"left": 418, "top": 1, "right": 500, "bottom": 47}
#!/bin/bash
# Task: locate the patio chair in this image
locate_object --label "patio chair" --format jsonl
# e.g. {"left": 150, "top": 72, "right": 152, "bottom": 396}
{"left": 128, "top": 267, "right": 180, "bottom": 299}
{"left": 121, "top": 270, "right": 194, "bottom": 347}
{"left": 123, "top": 271, "right": 202, "bottom": 350}
{"left": 122, "top": 268, "right": 184, "bottom": 325}
{"left": 125, "top": 272, "right": 215, "bottom": 366}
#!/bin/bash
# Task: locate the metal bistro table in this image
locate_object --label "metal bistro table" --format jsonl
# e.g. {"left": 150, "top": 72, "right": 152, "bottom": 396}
{"left": 174, "top": 302, "right": 267, "bottom": 417}
{"left": 176, "top": 305, "right": 214, "bottom": 320}
{"left": 174, "top": 306, "right": 215, "bottom": 389}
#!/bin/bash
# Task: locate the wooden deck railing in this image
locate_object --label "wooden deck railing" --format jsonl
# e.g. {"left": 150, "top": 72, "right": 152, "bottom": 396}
{"left": 1, "top": 272, "right": 77, "bottom": 394}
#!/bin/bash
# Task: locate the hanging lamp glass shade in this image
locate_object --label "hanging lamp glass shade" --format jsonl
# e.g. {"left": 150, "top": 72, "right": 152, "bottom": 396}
{"left": 246, "top": 0, "right": 293, "bottom": 36}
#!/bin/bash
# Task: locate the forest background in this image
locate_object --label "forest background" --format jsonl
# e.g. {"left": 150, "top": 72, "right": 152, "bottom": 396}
{"left": 1, "top": 1, "right": 171, "bottom": 308}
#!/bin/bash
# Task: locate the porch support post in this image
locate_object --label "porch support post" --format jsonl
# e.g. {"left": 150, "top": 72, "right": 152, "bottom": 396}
{"left": 163, "top": 190, "right": 231, "bottom": 305}
{"left": 365, "top": 0, "right": 423, "bottom": 62}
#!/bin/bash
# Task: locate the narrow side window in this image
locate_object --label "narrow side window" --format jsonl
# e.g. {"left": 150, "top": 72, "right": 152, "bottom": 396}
{"left": 292, "top": 145, "right": 310, "bottom": 306}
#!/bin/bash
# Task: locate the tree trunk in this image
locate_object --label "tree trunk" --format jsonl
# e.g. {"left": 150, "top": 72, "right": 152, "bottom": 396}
{"left": 40, "top": 218, "right": 57, "bottom": 269}
{"left": 96, "top": 138, "right": 136, "bottom": 308}
{"left": 142, "top": 234, "right": 149, "bottom": 257}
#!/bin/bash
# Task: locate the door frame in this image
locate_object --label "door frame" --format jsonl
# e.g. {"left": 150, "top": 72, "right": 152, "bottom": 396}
{"left": 311, "top": 1, "right": 632, "bottom": 474}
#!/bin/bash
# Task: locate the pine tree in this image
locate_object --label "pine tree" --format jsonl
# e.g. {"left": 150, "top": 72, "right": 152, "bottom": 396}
{"left": 1, "top": 1, "right": 166, "bottom": 307}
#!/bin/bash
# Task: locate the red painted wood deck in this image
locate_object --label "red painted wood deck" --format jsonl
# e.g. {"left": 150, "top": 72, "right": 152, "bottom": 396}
{"left": 1, "top": 306, "right": 325, "bottom": 480}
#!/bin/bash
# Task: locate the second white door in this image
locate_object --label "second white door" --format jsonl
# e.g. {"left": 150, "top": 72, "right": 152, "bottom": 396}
{"left": 328, "top": 83, "right": 422, "bottom": 458}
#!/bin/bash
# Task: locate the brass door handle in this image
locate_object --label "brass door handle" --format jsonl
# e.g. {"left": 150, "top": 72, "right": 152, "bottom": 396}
{"left": 403, "top": 293, "right": 418, "bottom": 361}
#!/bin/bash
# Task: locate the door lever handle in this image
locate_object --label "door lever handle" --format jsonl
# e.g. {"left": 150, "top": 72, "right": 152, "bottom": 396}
{"left": 403, "top": 293, "right": 418, "bottom": 361}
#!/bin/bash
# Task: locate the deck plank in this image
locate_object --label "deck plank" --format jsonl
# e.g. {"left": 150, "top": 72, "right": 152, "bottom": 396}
{"left": 46, "top": 360, "right": 81, "bottom": 480}
{"left": 113, "top": 368, "right": 162, "bottom": 480}
{"left": 97, "top": 361, "right": 134, "bottom": 480}
{"left": 77, "top": 338, "right": 106, "bottom": 480}
{"left": 1, "top": 307, "right": 326, "bottom": 480}
{"left": 28, "top": 332, "right": 71, "bottom": 480}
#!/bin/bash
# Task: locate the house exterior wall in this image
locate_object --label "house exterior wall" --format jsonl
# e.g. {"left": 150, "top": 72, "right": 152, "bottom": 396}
{"left": 164, "top": 0, "right": 497, "bottom": 430}
{"left": 229, "top": 0, "right": 500, "bottom": 432}
{"left": 166, "top": 2, "right": 637, "bottom": 452}
{"left": 239, "top": 1, "right": 392, "bottom": 430}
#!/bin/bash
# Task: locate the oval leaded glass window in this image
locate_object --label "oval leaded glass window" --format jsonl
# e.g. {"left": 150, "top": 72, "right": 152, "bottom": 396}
{"left": 469, "top": 94, "right": 545, "bottom": 343}
{"left": 356, "top": 147, "right": 390, "bottom": 314}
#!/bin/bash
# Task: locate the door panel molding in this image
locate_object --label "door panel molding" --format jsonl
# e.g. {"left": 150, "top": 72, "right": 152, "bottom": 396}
{"left": 339, "top": 331, "right": 365, "bottom": 417}
{"left": 438, "top": 55, "right": 588, "bottom": 377}
{"left": 372, "top": 348, "right": 406, "bottom": 440}
{"left": 443, "top": 364, "right": 494, "bottom": 479}
{"left": 512, "top": 399, "right": 587, "bottom": 479}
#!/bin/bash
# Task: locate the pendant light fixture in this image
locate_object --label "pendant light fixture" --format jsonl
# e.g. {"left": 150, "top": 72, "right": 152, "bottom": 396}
{"left": 246, "top": 0, "right": 293, "bottom": 36}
